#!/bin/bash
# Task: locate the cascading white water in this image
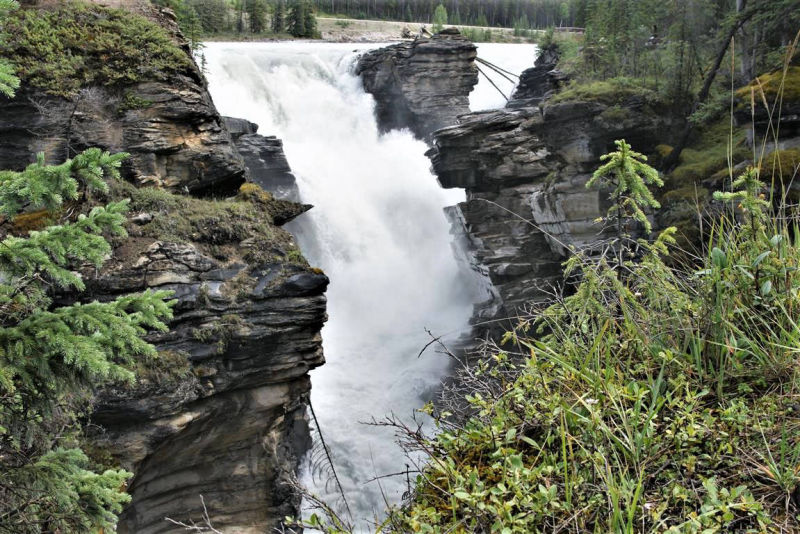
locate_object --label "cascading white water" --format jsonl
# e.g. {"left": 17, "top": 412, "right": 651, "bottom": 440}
{"left": 203, "top": 41, "right": 534, "bottom": 528}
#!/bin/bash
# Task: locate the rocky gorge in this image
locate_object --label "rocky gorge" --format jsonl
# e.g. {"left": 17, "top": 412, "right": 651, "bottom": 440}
{"left": 357, "top": 37, "right": 677, "bottom": 330}
{"left": 0, "top": 2, "right": 325, "bottom": 532}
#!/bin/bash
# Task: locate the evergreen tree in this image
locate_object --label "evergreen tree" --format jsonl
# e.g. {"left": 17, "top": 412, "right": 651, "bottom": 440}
{"left": 432, "top": 3, "right": 447, "bottom": 33}
{"left": 288, "top": 0, "right": 307, "bottom": 37}
{"left": 0, "top": 147, "right": 175, "bottom": 532}
{"left": 272, "top": 0, "right": 286, "bottom": 33}
{"left": 248, "top": 0, "right": 268, "bottom": 32}
{"left": 0, "top": 0, "right": 20, "bottom": 98}
{"left": 0, "top": 22, "right": 174, "bottom": 529}
{"left": 586, "top": 139, "right": 663, "bottom": 268}
{"left": 303, "top": 1, "right": 318, "bottom": 38}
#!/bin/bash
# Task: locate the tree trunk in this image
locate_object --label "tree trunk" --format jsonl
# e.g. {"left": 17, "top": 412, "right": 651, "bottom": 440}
{"left": 662, "top": 2, "right": 760, "bottom": 171}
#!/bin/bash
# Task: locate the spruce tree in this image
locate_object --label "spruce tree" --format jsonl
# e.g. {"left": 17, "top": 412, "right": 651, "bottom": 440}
{"left": 0, "top": 7, "right": 174, "bottom": 528}
{"left": 0, "top": 149, "right": 175, "bottom": 532}
{"left": 0, "top": 0, "right": 20, "bottom": 97}
{"left": 248, "top": 0, "right": 268, "bottom": 33}
{"left": 432, "top": 3, "right": 447, "bottom": 33}
{"left": 272, "top": 0, "right": 286, "bottom": 33}
{"left": 586, "top": 139, "right": 663, "bottom": 269}
{"left": 288, "top": 0, "right": 306, "bottom": 37}
{"left": 303, "top": 1, "right": 317, "bottom": 38}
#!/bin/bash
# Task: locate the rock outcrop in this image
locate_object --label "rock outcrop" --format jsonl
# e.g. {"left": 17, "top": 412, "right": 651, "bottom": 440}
{"left": 224, "top": 117, "right": 301, "bottom": 201}
{"left": 429, "top": 96, "right": 674, "bottom": 323}
{"left": 506, "top": 45, "right": 565, "bottom": 109}
{"left": 86, "top": 185, "right": 326, "bottom": 534}
{"left": 0, "top": 2, "right": 325, "bottom": 532}
{"left": 0, "top": 6, "right": 245, "bottom": 195}
{"left": 355, "top": 29, "right": 478, "bottom": 140}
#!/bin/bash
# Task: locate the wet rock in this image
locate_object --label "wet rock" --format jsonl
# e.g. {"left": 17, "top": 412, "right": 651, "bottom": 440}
{"left": 355, "top": 32, "right": 478, "bottom": 141}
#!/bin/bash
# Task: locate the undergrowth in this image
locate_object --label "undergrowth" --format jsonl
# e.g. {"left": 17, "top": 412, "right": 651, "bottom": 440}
{"left": 1, "top": 1, "right": 194, "bottom": 96}
{"left": 293, "top": 51, "right": 800, "bottom": 533}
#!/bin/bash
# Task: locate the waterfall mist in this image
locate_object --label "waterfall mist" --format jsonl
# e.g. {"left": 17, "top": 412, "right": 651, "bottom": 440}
{"left": 204, "top": 42, "right": 479, "bottom": 527}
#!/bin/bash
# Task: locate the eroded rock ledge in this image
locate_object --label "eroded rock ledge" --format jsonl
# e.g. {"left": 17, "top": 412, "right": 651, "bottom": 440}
{"left": 355, "top": 29, "right": 478, "bottom": 141}
{"left": 88, "top": 184, "right": 325, "bottom": 534}
{"left": 0, "top": 2, "right": 324, "bottom": 532}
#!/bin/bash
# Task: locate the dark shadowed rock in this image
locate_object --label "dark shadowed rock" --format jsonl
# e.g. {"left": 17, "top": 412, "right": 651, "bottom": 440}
{"left": 428, "top": 77, "right": 675, "bottom": 325}
{"left": 223, "top": 117, "right": 302, "bottom": 201}
{"left": 507, "top": 45, "right": 566, "bottom": 109}
{"left": 355, "top": 32, "right": 478, "bottom": 141}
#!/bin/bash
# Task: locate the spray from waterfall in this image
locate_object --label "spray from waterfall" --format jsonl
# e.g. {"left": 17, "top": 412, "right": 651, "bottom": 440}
{"left": 204, "top": 41, "right": 533, "bottom": 529}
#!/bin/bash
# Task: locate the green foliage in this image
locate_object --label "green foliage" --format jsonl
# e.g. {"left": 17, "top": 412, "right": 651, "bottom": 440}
{"left": 1, "top": 2, "right": 194, "bottom": 96}
{"left": 0, "top": 149, "right": 174, "bottom": 532}
{"left": 549, "top": 76, "right": 661, "bottom": 106}
{"left": 0, "top": 0, "right": 20, "bottom": 98}
{"left": 587, "top": 139, "right": 663, "bottom": 234}
{"left": 381, "top": 156, "right": 800, "bottom": 533}
{"left": 248, "top": 0, "right": 269, "bottom": 33}
{"left": 432, "top": 4, "right": 447, "bottom": 34}
{"left": 273, "top": 0, "right": 287, "bottom": 33}
{"left": 288, "top": 0, "right": 317, "bottom": 38}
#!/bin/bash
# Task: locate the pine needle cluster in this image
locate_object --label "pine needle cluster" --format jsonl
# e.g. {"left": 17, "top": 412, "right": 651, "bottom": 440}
{"left": 0, "top": 149, "right": 174, "bottom": 531}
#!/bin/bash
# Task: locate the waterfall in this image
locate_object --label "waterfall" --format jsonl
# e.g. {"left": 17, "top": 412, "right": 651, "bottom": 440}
{"left": 204, "top": 41, "right": 533, "bottom": 529}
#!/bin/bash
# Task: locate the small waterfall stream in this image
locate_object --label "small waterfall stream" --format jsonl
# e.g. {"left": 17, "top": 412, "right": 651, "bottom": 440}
{"left": 204, "top": 41, "right": 534, "bottom": 528}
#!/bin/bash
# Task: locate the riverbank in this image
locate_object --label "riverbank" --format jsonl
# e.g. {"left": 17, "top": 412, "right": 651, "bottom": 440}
{"left": 198, "top": 17, "right": 538, "bottom": 43}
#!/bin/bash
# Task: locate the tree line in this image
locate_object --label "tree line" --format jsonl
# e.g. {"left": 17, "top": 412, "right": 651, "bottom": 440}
{"left": 313, "top": 0, "right": 585, "bottom": 28}
{"left": 153, "top": 0, "right": 319, "bottom": 38}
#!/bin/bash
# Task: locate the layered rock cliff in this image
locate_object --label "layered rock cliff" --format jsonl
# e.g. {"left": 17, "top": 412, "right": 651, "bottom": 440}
{"left": 355, "top": 29, "right": 478, "bottom": 140}
{"left": 224, "top": 116, "right": 302, "bottom": 201}
{"left": 0, "top": 2, "right": 324, "bottom": 532}
{"left": 357, "top": 39, "right": 674, "bottom": 327}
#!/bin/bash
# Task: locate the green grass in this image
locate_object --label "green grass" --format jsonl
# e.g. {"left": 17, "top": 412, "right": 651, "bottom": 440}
{"left": 113, "top": 181, "right": 303, "bottom": 266}
{"left": 381, "top": 180, "right": 800, "bottom": 533}
{"left": 1, "top": 1, "right": 194, "bottom": 96}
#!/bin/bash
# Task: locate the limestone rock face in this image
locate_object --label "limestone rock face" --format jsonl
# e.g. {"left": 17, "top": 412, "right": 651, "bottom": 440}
{"left": 0, "top": 6, "right": 245, "bottom": 194}
{"left": 89, "top": 220, "right": 327, "bottom": 534}
{"left": 429, "top": 90, "right": 673, "bottom": 322}
{"left": 0, "top": 4, "right": 325, "bottom": 532}
{"left": 355, "top": 31, "right": 478, "bottom": 140}
{"left": 0, "top": 79, "right": 246, "bottom": 194}
{"left": 224, "top": 117, "right": 302, "bottom": 201}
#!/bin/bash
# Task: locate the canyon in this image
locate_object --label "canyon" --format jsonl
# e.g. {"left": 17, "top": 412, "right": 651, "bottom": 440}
{"left": 357, "top": 36, "right": 676, "bottom": 329}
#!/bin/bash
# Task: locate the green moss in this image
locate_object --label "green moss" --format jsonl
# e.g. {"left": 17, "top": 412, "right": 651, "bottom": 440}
{"left": 192, "top": 314, "right": 244, "bottom": 355}
{"left": 762, "top": 148, "right": 800, "bottom": 183}
{"left": 2, "top": 1, "right": 194, "bottom": 96}
{"left": 130, "top": 349, "right": 191, "bottom": 383}
{"left": 121, "top": 183, "right": 276, "bottom": 246}
{"left": 736, "top": 66, "right": 800, "bottom": 106}
{"left": 597, "top": 104, "right": 631, "bottom": 123}
{"left": 549, "top": 76, "right": 661, "bottom": 106}
{"left": 667, "top": 119, "right": 750, "bottom": 188}
{"left": 117, "top": 91, "right": 153, "bottom": 114}
{"left": 285, "top": 249, "right": 307, "bottom": 264}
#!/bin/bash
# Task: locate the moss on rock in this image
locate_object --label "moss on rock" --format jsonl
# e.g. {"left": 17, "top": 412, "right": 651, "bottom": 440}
{"left": 1, "top": 1, "right": 194, "bottom": 97}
